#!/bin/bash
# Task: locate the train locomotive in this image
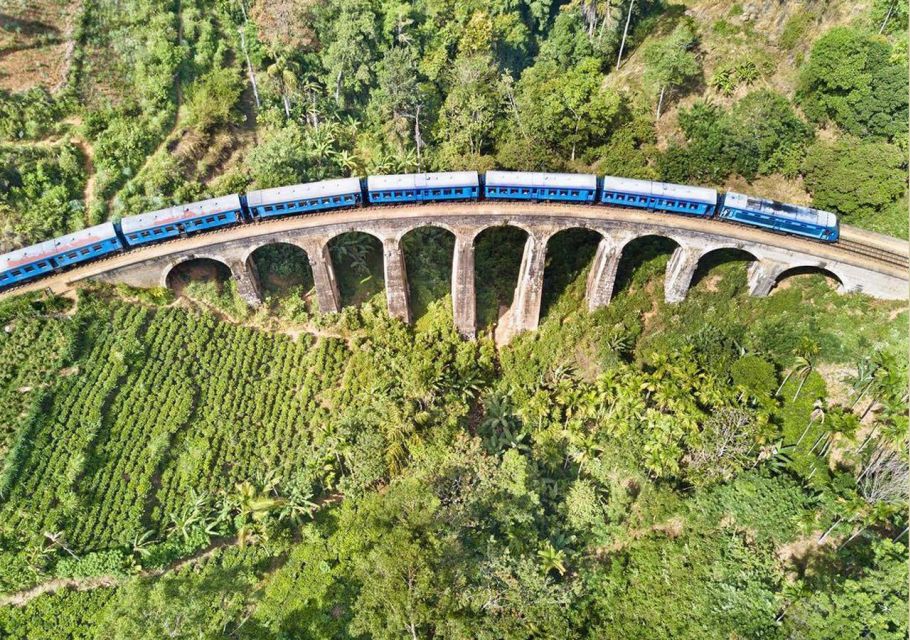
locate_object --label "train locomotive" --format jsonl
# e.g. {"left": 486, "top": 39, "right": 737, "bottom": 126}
{"left": 0, "top": 171, "right": 840, "bottom": 291}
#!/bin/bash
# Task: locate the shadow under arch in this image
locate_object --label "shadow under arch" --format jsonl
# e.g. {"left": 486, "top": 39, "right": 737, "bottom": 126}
{"left": 165, "top": 257, "right": 232, "bottom": 297}
{"left": 326, "top": 231, "right": 385, "bottom": 309}
{"left": 689, "top": 247, "right": 758, "bottom": 294}
{"left": 540, "top": 227, "right": 603, "bottom": 321}
{"left": 400, "top": 225, "right": 456, "bottom": 322}
{"left": 247, "top": 242, "right": 314, "bottom": 302}
{"left": 473, "top": 224, "right": 530, "bottom": 330}
{"left": 771, "top": 265, "right": 844, "bottom": 295}
{"left": 612, "top": 234, "right": 681, "bottom": 300}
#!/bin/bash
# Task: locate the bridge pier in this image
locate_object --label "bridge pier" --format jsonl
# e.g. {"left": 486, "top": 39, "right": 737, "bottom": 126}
{"left": 664, "top": 245, "right": 702, "bottom": 304}
{"left": 585, "top": 235, "right": 631, "bottom": 310}
{"left": 510, "top": 231, "right": 550, "bottom": 333}
{"left": 383, "top": 237, "right": 411, "bottom": 323}
{"left": 299, "top": 240, "right": 341, "bottom": 314}
{"left": 747, "top": 260, "right": 788, "bottom": 297}
{"left": 230, "top": 260, "right": 262, "bottom": 307}
{"left": 452, "top": 232, "right": 477, "bottom": 338}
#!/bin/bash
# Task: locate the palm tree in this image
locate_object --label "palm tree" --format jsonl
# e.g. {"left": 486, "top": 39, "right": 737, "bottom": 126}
{"left": 537, "top": 541, "right": 567, "bottom": 576}
{"left": 795, "top": 400, "right": 826, "bottom": 447}
{"left": 332, "top": 149, "right": 359, "bottom": 176}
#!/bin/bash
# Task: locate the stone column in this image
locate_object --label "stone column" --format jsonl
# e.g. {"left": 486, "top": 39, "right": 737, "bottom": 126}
{"left": 451, "top": 231, "right": 477, "bottom": 339}
{"left": 510, "top": 231, "right": 549, "bottom": 333}
{"left": 383, "top": 236, "right": 411, "bottom": 323}
{"left": 230, "top": 259, "right": 262, "bottom": 307}
{"left": 663, "top": 245, "right": 702, "bottom": 304}
{"left": 299, "top": 240, "right": 341, "bottom": 314}
{"left": 585, "top": 235, "right": 628, "bottom": 311}
{"left": 746, "top": 260, "right": 787, "bottom": 298}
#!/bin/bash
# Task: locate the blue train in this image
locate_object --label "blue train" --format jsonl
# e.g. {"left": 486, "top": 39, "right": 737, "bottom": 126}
{"left": 0, "top": 171, "right": 839, "bottom": 291}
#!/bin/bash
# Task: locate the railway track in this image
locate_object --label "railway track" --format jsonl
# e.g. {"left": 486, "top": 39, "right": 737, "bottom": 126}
{"left": 1, "top": 203, "right": 907, "bottom": 300}
{"left": 836, "top": 239, "right": 910, "bottom": 270}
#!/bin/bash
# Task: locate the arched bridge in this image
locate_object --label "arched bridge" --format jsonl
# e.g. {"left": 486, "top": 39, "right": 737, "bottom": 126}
{"left": 8, "top": 203, "right": 908, "bottom": 338}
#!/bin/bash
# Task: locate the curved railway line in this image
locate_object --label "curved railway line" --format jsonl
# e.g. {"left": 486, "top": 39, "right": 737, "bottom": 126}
{"left": 0, "top": 202, "right": 907, "bottom": 301}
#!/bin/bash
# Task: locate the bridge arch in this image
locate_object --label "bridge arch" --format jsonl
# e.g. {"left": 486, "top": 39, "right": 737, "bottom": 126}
{"left": 541, "top": 226, "right": 605, "bottom": 321}
{"left": 162, "top": 255, "right": 234, "bottom": 296}
{"left": 400, "top": 225, "right": 457, "bottom": 321}
{"left": 689, "top": 246, "right": 759, "bottom": 293}
{"left": 472, "top": 223, "right": 533, "bottom": 330}
{"left": 326, "top": 230, "right": 387, "bottom": 310}
{"left": 246, "top": 242, "right": 314, "bottom": 302}
{"left": 772, "top": 264, "right": 845, "bottom": 294}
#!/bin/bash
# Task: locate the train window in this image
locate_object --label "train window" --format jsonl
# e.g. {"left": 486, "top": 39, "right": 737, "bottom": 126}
{"left": 11, "top": 269, "right": 21, "bottom": 276}
{"left": 24, "top": 265, "right": 34, "bottom": 273}
{"left": 81, "top": 248, "right": 90, "bottom": 255}
{"left": 93, "top": 244, "right": 101, "bottom": 251}
{"left": 218, "top": 214, "right": 226, "bottom": 220}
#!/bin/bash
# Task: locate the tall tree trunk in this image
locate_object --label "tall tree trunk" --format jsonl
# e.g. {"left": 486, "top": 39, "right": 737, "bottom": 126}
{"left": 239, "top": 29, "right": 260, "bottom": 108}
{"left": 335, "top": 70, "right": 343, "bottom": 105}
{"left": 879, "top": 1, "right": 896, "bottom": 33}
{"left": 656, "top": 85, "right": 666, "bottom": 118}
{"left": 818, "top": 517, "right": 842, "bottom": 543}
{"left": 414, "top": 104, "right": 422, "bottom": 172}
{"left": 615, "top": 0, "right": 635, "bottom": 70}
{"left": 282, "top": 93, "right": 291, "bottom": 119}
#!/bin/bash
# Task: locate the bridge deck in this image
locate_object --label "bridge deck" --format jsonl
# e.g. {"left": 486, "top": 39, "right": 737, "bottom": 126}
{"left": 2, "top": 202, "right": 907, "bottom": 300}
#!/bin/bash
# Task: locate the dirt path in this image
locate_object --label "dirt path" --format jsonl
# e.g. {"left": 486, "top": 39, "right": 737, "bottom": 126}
{"left": 0, "top": 493, "right": 344, "bottom": 608}
{"left": 0, "top": 536, "right": 237, "bottom": 607}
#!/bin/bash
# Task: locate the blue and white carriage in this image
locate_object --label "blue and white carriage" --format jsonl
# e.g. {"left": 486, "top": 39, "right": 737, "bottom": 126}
{"left": 246, "top": 178, "right": 363, "bottom": 220}
{"left": 600, "top": 176, "right": 718, "bottom": 216}
{"left": 120, "top": 194, "right": 244, "bottom": 247}
{"left": 367, "top": 172, "right": 479, "bottom": 204}
{"left": 484, "top": 171, "right": 597, "bottom": 203}
{"left": 0, "top": 222, "right": 123, "bottom": 289}
{"left": 719, "top": 192, "right": 839, "bottom": 242}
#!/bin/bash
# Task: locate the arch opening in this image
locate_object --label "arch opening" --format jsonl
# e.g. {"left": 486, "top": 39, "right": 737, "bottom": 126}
{"left": 473, "top": 225, "right": 529, "bottom": 331}
{"left": 248, "top": 242, "right": 314, "bottom": 305}
{"left": 772, "top": 266, "right": 844, "bottom": 295}
{"left": 540, "top": 227, "right": 603, "bottom": 321}
{"left": 612, "top": 235, "right": 680, "bottom": 300}
{"left": 165, "top": 258, "right": 232, "bottom": 298}
{"left": 689, "top": 248, "right": 758, "bottom": 295}
{"left": 327, "top": 231, "right": 385, "bottom": 309}
{"left": 401, "top": 225, "right": 456, "bottom": 323}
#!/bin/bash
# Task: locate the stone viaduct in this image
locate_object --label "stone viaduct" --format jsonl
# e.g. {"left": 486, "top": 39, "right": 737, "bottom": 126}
{"left": 24, "top": 203, "right": 908, "bottom": 339}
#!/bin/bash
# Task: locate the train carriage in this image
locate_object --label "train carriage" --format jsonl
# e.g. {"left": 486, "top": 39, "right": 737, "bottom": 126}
{"left": 0, "top": 239, "right": 59, "bottom": 289}
{"left": 120, "top": 194, "right": 243, "bottom": 247}
{"left": 0, "top": 222, "right": 123, "bottom": 289}
{"left": 600, "top": 176, "right": 718, "bottom": 216}
{"left": 246, "top": 178, "right": 363, "bottom": 220}
{"left": 485, "top": 171, "right": 597, "bottom": 203}
{"left": 719, "top": 192, "right": 839, "bottom": 242}
{"left": 50, "top": 222, "right": 124, "bottom": 268}
{"left": 367, "top": 172, "right": 479, "bottom": 204}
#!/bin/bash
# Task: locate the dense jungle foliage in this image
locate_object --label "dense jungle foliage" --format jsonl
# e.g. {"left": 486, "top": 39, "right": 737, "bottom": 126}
{"left": 0, "top": 0, "right": 907, "bottom": 638}
{"left": 0, "top": 231, "right": 907, "bottom": 638}
{"left": 0, "top": 0, "right": 908, "bottom": 245}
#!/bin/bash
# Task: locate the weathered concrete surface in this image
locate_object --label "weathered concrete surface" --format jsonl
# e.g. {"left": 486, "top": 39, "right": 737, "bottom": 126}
{"left": 451, "top": 231, "right": 477, "bottom": 338}
{"left": 510, "top": 230, "right": 552, "bottom": 334}
{"left": 382, "top": 236, "right": 411, "bottom": 323}
{"left": 6, "top": 203, "right": 906, "bottom": 340}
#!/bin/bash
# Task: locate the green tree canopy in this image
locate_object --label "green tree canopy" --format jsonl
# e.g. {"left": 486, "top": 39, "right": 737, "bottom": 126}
{"left": 797, "top": 26, "right": 908, "bottom": 141}
{"left": 802, "top": 138, "right": 907, "bottom": 220}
